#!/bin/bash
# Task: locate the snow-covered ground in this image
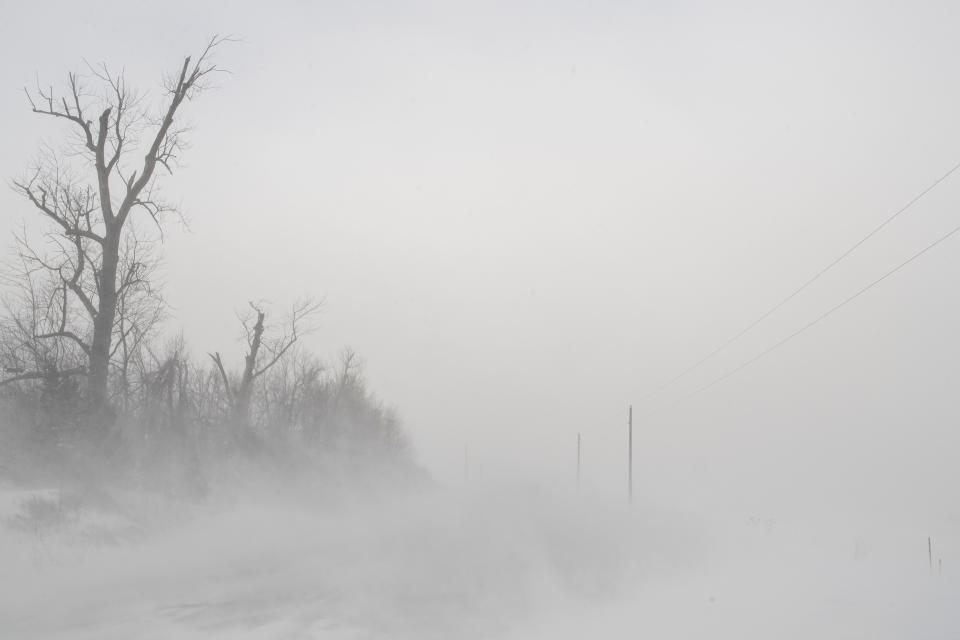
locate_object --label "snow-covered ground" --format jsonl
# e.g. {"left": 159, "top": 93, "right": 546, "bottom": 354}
{"left": 0, "top": 484, "right": 957, "bottom": 639}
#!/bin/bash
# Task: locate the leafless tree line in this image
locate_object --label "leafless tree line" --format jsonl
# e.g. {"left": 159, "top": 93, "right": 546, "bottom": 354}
{"left": 0, "top": 39, "right": 410, "bottom": 488}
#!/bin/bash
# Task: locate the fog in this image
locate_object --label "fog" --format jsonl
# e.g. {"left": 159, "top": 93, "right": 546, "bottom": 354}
{"left": 2, "top": 483, "right": 958, "bottom": 638}
{"left": 1, "top": 0, "right": 960, "bottom": 637}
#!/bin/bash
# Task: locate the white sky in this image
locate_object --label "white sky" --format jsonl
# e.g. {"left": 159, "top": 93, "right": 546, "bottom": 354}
{"left": 2, "top": 0, "right": 960, "bottom": 522}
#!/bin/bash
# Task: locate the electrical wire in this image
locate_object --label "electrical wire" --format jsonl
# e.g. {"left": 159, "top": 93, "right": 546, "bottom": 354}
{"left": 638, "top": 160, "right": 960, "bottom": 404}
{"left": 641, "top": 219, "right": 960, "bottom": 419}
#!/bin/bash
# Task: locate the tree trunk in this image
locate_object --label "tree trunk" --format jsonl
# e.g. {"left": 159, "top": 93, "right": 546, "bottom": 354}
{"left": 234, "top": 308, "right": 265, "bottom": 427}
{"left": 87, "top": 233, "right": 120, "bottom": 405}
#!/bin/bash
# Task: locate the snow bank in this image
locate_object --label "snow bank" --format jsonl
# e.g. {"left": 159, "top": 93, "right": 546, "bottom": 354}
{"left": 0, "top": 484, "right": 956, "bottom": 638}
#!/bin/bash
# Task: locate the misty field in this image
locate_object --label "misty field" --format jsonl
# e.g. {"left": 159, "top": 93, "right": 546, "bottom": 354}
{"left": 1, "top": 483, "right": 957, "bottom": 638}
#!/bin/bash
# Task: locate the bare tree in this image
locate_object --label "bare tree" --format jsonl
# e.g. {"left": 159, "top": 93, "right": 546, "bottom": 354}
{"left": 111, "top": 231, "right": 166, "bottom": 407}
{"left": 1, "top": 220, "right": 165, "bottom": 400}
{"left": 0, "top": 244, "right": 89, "bottom": 387}
{"left": 209, "top": 299, "right": 321, "bottom": 433}
{"left": 259, "top": 346, "right": 324, "bottom": 434}
{"left": 11, "top": 36, "right": 227, "bottom": 406}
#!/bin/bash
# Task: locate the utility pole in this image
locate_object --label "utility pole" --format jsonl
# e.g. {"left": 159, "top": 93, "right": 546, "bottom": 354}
{"left": 628, "top": 405, "right": 633, "bottom": 504}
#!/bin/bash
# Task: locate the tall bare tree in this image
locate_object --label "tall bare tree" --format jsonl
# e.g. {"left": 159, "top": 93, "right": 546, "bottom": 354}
{"left": 11, "top": 37, "right": 227, "bottom": 406}
{"left": 210, "top": 299, "right": 321, "bottom": 432}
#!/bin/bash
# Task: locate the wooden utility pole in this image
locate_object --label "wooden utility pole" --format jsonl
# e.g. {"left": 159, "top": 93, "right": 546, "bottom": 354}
{"left": 628, "top": 405, "right": 633, "bottom": 504}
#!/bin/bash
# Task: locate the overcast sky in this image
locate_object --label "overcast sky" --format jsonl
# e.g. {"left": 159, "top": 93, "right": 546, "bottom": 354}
{"left": 1, "top": 0, "right": 959, "bottom": 522}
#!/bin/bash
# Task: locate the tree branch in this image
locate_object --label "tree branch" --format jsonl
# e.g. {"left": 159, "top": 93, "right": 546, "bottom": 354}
{"left": 208, "top": 351, "right": 232, "bottom": 400}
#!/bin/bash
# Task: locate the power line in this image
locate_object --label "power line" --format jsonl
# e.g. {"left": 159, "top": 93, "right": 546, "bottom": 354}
{"left": 642, "top": 219, "right": 960, "bottom": 419}
{"left": 639, "top": 160, "right": 960, "bottom": 404}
